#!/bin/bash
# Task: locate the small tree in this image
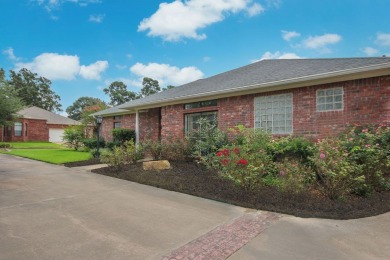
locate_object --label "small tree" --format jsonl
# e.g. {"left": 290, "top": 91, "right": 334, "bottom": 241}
{"left": 63, "top": 126, "right": 84, "bottom": 150}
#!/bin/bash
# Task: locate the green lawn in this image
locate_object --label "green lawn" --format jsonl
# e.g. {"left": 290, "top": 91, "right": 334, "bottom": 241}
{"left": 0, "top": 142, "right": 64, "bottom": 149}
{"left": 0, "top": 142, "right": 91, "bottom": 164}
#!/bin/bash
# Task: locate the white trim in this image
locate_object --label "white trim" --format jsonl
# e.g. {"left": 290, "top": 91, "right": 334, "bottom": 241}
{"left": 135, "top": 110, "right": 139, "bottom": 145}
{"left": 316, "top": 86, "right": 344, "bottom": 112}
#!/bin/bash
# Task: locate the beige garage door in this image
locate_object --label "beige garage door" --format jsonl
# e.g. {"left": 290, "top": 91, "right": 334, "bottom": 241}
{"left": 49, "top": 128, "right": 64, "bottom": 143}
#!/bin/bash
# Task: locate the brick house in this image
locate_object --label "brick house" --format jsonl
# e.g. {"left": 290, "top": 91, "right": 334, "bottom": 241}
{"left": 0, "top": 106, "right": 80, "bottom": 142}
{"left": 93, "top": 58, "right": 390, "bottom": 143}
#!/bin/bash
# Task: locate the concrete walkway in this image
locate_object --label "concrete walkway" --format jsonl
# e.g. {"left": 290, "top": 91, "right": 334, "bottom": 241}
{"left": 1, "top": 154, "right": 389, "bottom": 260}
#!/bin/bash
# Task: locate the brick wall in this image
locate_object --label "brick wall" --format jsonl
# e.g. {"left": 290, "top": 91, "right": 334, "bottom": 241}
{"left": 100, "top": 108, "right": 160, "bottom": 142}
{"left": 3, "top": 119, "right": 48, "bottom": 142}
{"left": 25, "top": 119, "right": 49, "bottom": 141}
{"left": 100, "top": 75, "right": 390, "bottom": 141}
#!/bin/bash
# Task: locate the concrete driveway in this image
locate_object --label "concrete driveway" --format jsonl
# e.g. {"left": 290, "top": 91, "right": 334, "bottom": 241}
{"left": 1, "top": 154, "right": 389, "bottom": 260}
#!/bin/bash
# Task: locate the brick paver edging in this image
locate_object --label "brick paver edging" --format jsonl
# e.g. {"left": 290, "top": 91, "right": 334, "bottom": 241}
{"left": 162, "top": 211, "right": 282, "bottom": 260}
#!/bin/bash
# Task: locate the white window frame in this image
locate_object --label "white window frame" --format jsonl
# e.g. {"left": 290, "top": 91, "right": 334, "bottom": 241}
{"left": 254, "top": 93, "right": 293, "bottom": 134}
{"left": 184, "top": 111, "right": 218, "bottom": 136}
{"left": 316, "top": 87, "right": 344, "bottom": 112}
{"left": 14, "top": 122, "right": 22, "bottom": 137}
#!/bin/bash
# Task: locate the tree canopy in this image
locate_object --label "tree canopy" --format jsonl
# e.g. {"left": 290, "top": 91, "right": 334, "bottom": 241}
{"left": 139, "top": 77, "right": 160, "bottom": 98}
{"left": 0, "top": 69, "right": 23, "bottom": 125}
{"left": 103, "top": 81, "right": 137, "bottom": 106}
{"left": 8, "top": 68, "right": 62, "bottom": 112}
{"left": 103, "top": 77, "right": 173, "bottom": 106}
{"left": 66, "top": 96, "right": 108, "bottom": 121}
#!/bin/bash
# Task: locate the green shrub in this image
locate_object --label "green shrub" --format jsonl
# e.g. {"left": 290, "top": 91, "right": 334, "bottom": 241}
{"left": 106, "top": 141, "right": 121, "bottom": 150}
{"left": 0, "top": 143, "right": 11, "bottom": 148}
{"left": 310, "top": 138, "right": 364, "bottom": 199}
{"left": 186, "top": 117, "right": 229, "bottom": 160}
{"left": 341, "top": 124, "right": 390, "bottom": 194}
{"left": 163, "top": 137, "right": 190, "bottom": 161}
{"left": 268, "top": 135, "right": 316, "bottom": 164}
{"left": 142, "top": 137, "right": 189, "bottom": 161}
{"left": 100, "top": 140, "right": 143, "bottom": 170}
{"left": 83, "top": 138, "right": 105, "bottom": 150}
{"left": 90, "top": 148, "right": 107, "bottom": 159}
{"left": 63, "top": 126, "right": 84, "bottom": 151}
{"left": 142, "top": 139, "right": 164, "bottom": 160}
{"left": 112, "top": 129, "right": 136, "bottom": 144}
{"left": 275, "top": 158, "right": 316, "bottom": 194}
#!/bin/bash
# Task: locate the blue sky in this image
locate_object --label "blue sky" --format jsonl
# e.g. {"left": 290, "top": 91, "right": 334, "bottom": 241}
{"left": 1, "top": 0, "right": 390, "bottom": 114}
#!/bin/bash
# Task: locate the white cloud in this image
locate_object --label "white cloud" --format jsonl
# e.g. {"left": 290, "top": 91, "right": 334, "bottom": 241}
{"left": 375, "top": 33, "right": 390, "bottom": 46}
{"left": 281, "top": 30, "right": 300, "bottom": 41}
{"left": 34, "top": 0, "right": 101, "bottom": 12}
{"left": 254, "top": 51, "right": 302, "bottom": 62}
{"left": 266, "top": 0, "right": 282, "bottom": 8}
{"left": 138, "top": 0, "right": 264, "bottom": 42}
{"left": 104, "top": 78, "right": 142, "bottom": 88}
{"left": 247, "top": 3, "right": 265, "bottom": 17}
{"left": 89, "top": 14, "right": 105, "bottom": 23}
{"left": 302, "top": 33, "right": 342, "bottom": 49}
{"left": 362, "top": 47, "right": 379, "bottom": 56}
{"left": 115, "top": 64, "right": 127, "bottom": 70}
{"left": 59, "top": 111, "right": 68, "bottom": 117}
{"left": 15, "top": 52, "right": 108, "bottom": 81}
{"left": 130, "top": 62, "right": 204, "bottom": 87}
{"left": 2, "top": 47, "right": 20, "bottom": 61}
{"left": 16, "top": 53, "right": 80, "bottom": 80}
{"left": 79, "top": 60, "right": 108, "bottom": 80}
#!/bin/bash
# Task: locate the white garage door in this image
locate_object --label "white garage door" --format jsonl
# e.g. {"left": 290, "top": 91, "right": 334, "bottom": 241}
{"left": 49, "top": 128, "right": 65, "bottom": 143}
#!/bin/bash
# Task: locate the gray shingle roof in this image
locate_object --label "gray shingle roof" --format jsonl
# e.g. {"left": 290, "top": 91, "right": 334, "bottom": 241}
{"left": 18, "top": 106, "right": 81, "bottom": 125}
{"left": 94, "top": 57, "right": 390, "bottom": 116}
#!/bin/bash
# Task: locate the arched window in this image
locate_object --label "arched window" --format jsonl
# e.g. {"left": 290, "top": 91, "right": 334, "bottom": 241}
{"left": 14, "top": 122, "right": 22, "bottom": 137}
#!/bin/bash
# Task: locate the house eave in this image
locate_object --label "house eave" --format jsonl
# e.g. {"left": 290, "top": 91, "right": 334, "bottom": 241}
{"left": 101, "top": 63, "right": 390, "bottom": 116}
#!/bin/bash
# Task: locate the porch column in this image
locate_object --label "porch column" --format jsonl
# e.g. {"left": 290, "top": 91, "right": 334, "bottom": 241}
{"left": 135, "top": 109, "right": 140, "bottom": 145}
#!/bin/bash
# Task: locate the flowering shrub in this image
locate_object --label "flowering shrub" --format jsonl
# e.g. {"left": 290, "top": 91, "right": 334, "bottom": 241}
{"left": 212, "top": 127, "right": 275, "bottom": 191}
{"left": 275, "top": 158, "right": 316, "bottom": 194}
{"left": 198, "top": 123, "right": 388, "bottom": 198}
{"left": 309, "top": 138, "right": 364, "bottom": 199}
{"left": 341, "top": 123, "right": 390, "bottom": 194}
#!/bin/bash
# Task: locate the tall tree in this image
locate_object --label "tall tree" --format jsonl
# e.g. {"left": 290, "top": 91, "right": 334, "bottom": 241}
{"left": 139, "top": 77, "right": 160, "bottom": 98}
{"left": 0, "top": 70, "right": 23, "bottom": 125}
{"left": 103, "top": 81, "right": 137, "bottom": 106}
{"left": 162, "top": 85, "right": 175, "bottom": 91}
{"left": 66, "top": 97, "right": 108, "bottom": 121}
{"left": 9, "top": 68, "right": 62, "bottom": 112}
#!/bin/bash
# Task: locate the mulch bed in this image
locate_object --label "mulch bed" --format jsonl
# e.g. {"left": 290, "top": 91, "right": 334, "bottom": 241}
{"left": 64, "top": 158, "right": 101, "bottom": 167}
{"left": 92, "top": 161, "right": 390, "bottom": 220}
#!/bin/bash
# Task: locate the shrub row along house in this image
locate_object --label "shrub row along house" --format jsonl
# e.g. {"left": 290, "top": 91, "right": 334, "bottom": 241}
{"left": 93, "top": 57, "right": 390, "bottom": 143}
{"left": 0, "top": 106, "right": 80, "bottom": 142}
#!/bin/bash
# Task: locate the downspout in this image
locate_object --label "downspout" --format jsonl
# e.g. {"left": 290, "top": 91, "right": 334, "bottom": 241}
{"left": 135, "top": 109, "right": 139, "bottom": 145}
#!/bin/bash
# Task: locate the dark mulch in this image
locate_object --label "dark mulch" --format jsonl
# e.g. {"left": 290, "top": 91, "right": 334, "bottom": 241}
{"left": 64, "top": 158, "right": 101, "bottom": 167}
{"left": 92, "top": 161, "right": 390, "bottom": 220}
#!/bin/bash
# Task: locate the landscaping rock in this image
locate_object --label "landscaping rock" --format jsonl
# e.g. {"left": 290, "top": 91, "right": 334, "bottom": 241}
{"left": 143, "top": 160, "right": 171, "bottom": 171}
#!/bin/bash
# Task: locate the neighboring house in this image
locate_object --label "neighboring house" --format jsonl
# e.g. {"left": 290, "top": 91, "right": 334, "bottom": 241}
{"left": 0, "top": 106, "right": 80, "bottom": 143}
{"left": 93, "top": 57, "right": 390, "bottom": 143}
